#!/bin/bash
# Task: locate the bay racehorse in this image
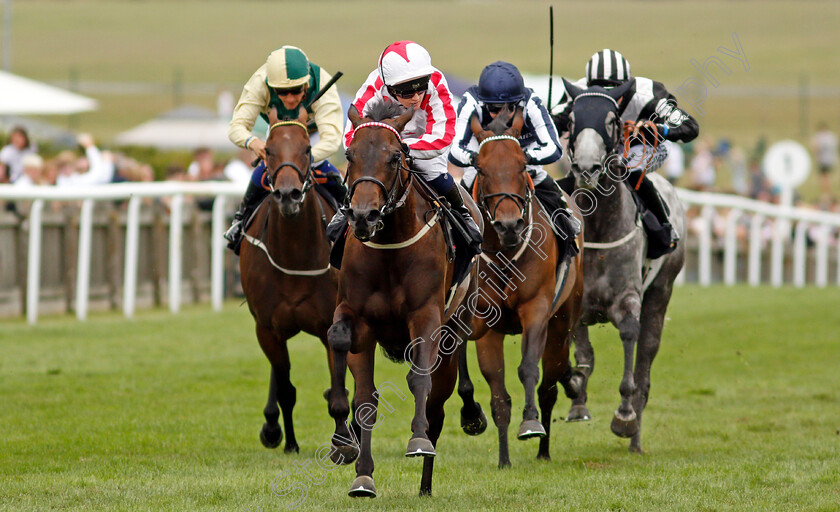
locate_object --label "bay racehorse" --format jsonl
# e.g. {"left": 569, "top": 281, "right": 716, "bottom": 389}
{"left": 561, "top": 79, "right": 686, "bottom": 453}
{"left": 325, "top": 102, "right": 481, "bottom": 497}
{"left": 455, "top": 107, "right": 585, "bottom": 467}
{"left": 239, "top": 106, "right": 337, "bottom": 454}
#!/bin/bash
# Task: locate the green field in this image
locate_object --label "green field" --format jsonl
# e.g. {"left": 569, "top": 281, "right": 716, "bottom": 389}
{"left": 2, "top": 286, "right": 839, "bottom": 511}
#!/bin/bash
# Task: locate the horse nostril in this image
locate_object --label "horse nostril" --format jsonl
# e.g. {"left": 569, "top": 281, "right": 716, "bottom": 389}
{"left": 514, "top": 218, "right": 526, "bottom": 234}
{"left": 492, "top": 221, "right": 506, "bottom": 234}
{"left": 366, "top": 210, "right": 381, "bottom": 224}
{"left": 289, "top": 189, "right": 303, "bottom": 202}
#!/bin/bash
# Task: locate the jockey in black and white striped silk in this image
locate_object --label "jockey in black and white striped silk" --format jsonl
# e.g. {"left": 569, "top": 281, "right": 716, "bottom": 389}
{"left": 553, "top": 48, "right": 700, "bottom": 248}
{"left": 449, "top": 61, "right": 580, "bottom": 245}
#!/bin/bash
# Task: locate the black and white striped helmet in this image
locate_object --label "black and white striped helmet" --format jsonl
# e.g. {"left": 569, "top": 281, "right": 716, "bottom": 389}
{"left": 585, "top": 49, "right": 631, "bottom": 87}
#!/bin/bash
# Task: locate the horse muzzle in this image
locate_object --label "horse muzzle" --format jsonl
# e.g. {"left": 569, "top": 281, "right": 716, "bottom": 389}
{"left": 273, "top": 187, "right": 304, "bottom": 217}
{"left": 346, "top": 207, "right": 384, "bottom": 241}
{"left": 492, "top": 217, "right": 526, "bottom": 249}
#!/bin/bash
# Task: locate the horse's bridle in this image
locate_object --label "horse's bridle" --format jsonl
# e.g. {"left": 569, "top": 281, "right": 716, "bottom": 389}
{"left": 567, "top": 94, "right": 623, "bottom": 175}
{"left": 473, "top": 134, "right": 533, "bottom": 225}
{"left": 263, "top": 121, "right": 314, "bottom": 204}
{"left": 343, "top": 121, "right": 413, "bottom": 218}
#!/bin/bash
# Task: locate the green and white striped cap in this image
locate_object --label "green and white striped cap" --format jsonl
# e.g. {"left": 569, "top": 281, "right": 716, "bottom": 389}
{"left": 265, "top": 46, "right": 311, "bottom": 89}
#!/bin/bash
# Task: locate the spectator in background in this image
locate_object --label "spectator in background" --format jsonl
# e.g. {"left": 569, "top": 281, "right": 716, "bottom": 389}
{"left": 729, "top": 146, "right": 748, "bottom": 196}
{"left": 13, "top": 153, "right": 45, "bottom": 187}
{"left": 689, "top": 138, "right": 716, "bottom": 191}
{"left": 55, "top": 134, "right": 115, "bottom": 187}
{"left": 662, "top": 140, "right": 685, "bottom": 185}
{"left": 811, "top": 122, "right": 838, "bottom": 196}
{"left": 223, "top": 148, "right": 253, "bottom": 187}
{"left": 187, "top": 147, "right": 215, "bottom": 181}
{"left": 0, "top": 126, "right": 36, "bottom": 184}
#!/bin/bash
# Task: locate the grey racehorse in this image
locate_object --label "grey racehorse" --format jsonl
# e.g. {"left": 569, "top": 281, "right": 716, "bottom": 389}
{"left": 561, "top": 79, "right": 686, "bottom": 453}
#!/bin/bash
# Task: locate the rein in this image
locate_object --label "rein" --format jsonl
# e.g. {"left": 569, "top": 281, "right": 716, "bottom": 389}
{"left": 621, "top": 120, "right": 660, "bottom": 189}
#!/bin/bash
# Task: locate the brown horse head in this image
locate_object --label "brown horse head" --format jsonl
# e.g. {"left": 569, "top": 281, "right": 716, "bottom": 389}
{"left": 265, "top": 106, "right": 312, "bottom": 217}
{"left": 470, "top": 106, "right": 530, "bottom": 249}
{"left": 344, "top": 102, "right": 414, "bottom": 241}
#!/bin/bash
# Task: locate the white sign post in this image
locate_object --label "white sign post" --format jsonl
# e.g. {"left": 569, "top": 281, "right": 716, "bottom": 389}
{"left": 763, "top": 140, "right": 811, "bottom": 286}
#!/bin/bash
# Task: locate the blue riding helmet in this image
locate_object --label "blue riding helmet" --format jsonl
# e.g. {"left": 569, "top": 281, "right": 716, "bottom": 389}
{"left": 475, "top": 61, "right": 527, "bottom": 104}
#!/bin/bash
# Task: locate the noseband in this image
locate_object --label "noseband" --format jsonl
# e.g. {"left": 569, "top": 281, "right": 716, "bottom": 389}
{"left": 474, "top": 135, "right": 534, "bottom": 224}
{"left": 344, "top": 122, "right": 413, "bottom": 217}
{"left": 264, "top": 121, "right": 314, "bottom": 203}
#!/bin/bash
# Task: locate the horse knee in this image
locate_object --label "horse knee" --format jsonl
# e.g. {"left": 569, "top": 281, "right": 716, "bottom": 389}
{"left": 618, "top": 316, "right": 640, "bottom": 343}
{"left": 328, "top": 320, "right": 352, "bottom": 353}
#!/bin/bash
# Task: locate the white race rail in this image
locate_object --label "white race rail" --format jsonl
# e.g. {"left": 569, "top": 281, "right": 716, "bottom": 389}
{"left": 676, "top": 189, "right": 840, "bottom": 288}
{"left": 0, "top": 182, "right": 244, "bottom": 324}
{"left": 3, "top": 183, "right": 840, "bottom": 325}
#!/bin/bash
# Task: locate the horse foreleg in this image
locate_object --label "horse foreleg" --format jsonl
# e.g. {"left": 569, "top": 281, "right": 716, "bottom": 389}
{"left": 476, "top": 330, "right": 511, "bottom": 468}
{"left": 346, "top": 349, "right": 378, "bottom": 498}
{"left": 609, "top": 294, "right": 643, "bottom": 439}
{"left": 405, "top": 307, "right": 443, "bottom": 458}
{"left": 420, "top": 345, "right": 458, "bottom": 496}
{"left": 255, "top": 325, "right": 289, "bottom": 451}
{"left": 326, "top": 304, "right": 358, "bottom": 465}
{"left": 517, "top": 300, "right": 551, "bottom": 442}
{"left": 537, "top": 307, "right": 576, "bottom": 461}
{"left": 628, "top": 283, "right": 672, "bottom": 454}
{"left": 567, "top": 320, "right": 593, "bottom": 422}
{"left": 457, "top": 340, "right": 487, "bottom": 436}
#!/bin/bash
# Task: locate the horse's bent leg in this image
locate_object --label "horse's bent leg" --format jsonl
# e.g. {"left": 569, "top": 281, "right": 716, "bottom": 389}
{"left": 326, "top": 304, "right": 358, "bottom": 465}
{"left": 347, "top": 349, "right": 378, "bottom": 497}
{"left": 420, "top": 347, "right": 459, "bottom": 496}
{"left": 458, "top": 341, "right": 487, "bottom": 436}
{"left": 567, "top": 321, "right": 593, "bottom": 422}
{"left": 404, "top": 306, "right": 444, "bottom": 457}
{"left": 629, "top": 283, "right": 672, "bottom": 453}
{"left": 609, "top": 295, "right": 643, "bottom": 439}
{"left": 537, "top": 310, "right": 575, "bottom": 460}
{"left": 517, "top": 300, "right": 550, "bottom": 440}
{"left": 476, "top": 330, "right": 512, "bottom": 468}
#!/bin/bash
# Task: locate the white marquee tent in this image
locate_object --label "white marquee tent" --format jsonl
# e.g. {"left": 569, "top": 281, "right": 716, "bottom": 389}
{"left": 0, "top": 70, "right": 98, "bottom": 115}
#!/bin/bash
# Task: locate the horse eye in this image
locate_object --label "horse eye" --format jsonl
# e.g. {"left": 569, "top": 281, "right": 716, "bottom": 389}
{"left": 344, "top": 149, "right": 353, "bottom": 162}
{"left": 391, "top": 152, "right": 401, "bottom": 166}
{"left": 305, "top": 146, "right": 311, "bottom": 154}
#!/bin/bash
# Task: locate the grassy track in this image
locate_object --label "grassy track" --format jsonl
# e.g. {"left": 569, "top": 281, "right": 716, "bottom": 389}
{"left": 2, "top": 286, "right": 839, "bottom": 511}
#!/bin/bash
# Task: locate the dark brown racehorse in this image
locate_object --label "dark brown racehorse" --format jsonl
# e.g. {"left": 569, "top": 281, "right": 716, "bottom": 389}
{"left": 325, "top": 102, "right": 481, "bottom": 498}
{"left": 239, "top": 107, "right": 337, "bottom": 454}
{"left": 456, "top": 107, "right": 585, "bottom": 467}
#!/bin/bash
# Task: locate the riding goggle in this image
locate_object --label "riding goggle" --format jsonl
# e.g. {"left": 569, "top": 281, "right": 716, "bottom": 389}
{"left": 486, "top": 102, "right": 517, "bottom": 114}
{"left": 274, "top": 85, "right": 305, "bottom": 96}
{"left": 387, "top": 77, "right": 430, "bottom": 99}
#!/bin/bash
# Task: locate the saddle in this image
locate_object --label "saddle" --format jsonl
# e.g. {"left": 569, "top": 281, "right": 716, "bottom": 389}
{"left": 556, "top": 175, "right": 676, "bottom": 260}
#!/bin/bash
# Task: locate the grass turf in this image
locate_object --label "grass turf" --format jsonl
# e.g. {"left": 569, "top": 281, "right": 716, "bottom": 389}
{"left": 2, "top": 285, "right": 839, "bottom": 511}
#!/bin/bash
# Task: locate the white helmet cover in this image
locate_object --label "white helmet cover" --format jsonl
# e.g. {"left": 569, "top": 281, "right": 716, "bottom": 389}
{"left": 378, "top": 41, "right": 434, "bottom": 86}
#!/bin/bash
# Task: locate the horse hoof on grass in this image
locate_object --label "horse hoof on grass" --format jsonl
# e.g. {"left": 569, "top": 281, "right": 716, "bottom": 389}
{"left": 348, "top": 476, "right": 376, "bottom": 498}
{"left": 517, "top": 419, "right": 546, "bottom": 440}
{"left": 460, "top": 405, "right": 488, "bottom": 436}
{"left": 610, "top": 412, "right": 639, "bottom": 438}
{"left": 284, "top": 442, "right": 299, "bottom": 454}
{"left": 566, "top": 405, "right": 591, "bottom": 422}
{"left": 259, "top": 423, "right": 283, "bottom": 449}
{"left": 405, "top": 437, "right": 435, "bottom": 457}
{"left": 329, "top": 442, "right": 359, "bottom": 465}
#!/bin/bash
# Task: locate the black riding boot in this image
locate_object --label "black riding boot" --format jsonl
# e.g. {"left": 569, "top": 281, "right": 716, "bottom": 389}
{"left": 442, "top": 185, "right": 483, "bottom": 256}
{"left": 224, "top": 180, "right": 269, "bottom": 255}
{"left": 323, "top": 175, "right": 347, "bottom": 206}
{"left": 533, "top": 178, "right": 581, "bottom": 259}
{"left": 629, "top": 170, "right": 680, "bottom": 257}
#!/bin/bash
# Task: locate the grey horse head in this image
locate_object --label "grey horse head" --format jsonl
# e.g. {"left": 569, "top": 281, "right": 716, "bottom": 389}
{"left": 563, "top": 78, "right": 634, "bottom": 190}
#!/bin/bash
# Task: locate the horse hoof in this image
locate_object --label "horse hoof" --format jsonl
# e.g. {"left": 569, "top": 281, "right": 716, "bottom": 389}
{"left": 283, "top": 443, "right": 299, "bottom": 454}
{"left": 348, "top": 476, "right": 377, "bottom": 498}
{"left": 329, "top": 442, "right": 359, "bottom": 465}
{"left": 517, "top": 420, "right": 546, "bottom": 440}
{"left": 610, "top": 412, "right": 639, "bottom": 438}
{"left": 460, "top": 405, "right": 488, "bottom": 436}
{"left": 566, "top": 405, "right": 591, "bottom": 422}
{"left": 405, "top": 437, "right": 435, "bottom": 457}
{"left": 259, "top": 423, "right": 283, "bottom": 449}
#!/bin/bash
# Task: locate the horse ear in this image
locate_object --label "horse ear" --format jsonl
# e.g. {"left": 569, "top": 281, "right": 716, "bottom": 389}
{"left": 562, "top": 78, "right": 582, "bottom": 100}
{"left": 348, "top": 105, "right": 362, "bottom": 128}
{"left": 295, "top": 105, "right": 308, "bottom": 125}
{"left": 268, "top": 106, "right": 279, "bottom": 125}
{"left": 607, "top": 79, "right": 635, "bottom": 103}
{"left": 391, "top": 105, "right": 415, "bottom": 133}
{"left": 506, "top": 107, "right": 525, "bottom": 138}
{"left": 470, "top": 113, "right": 488, "bottom": 142}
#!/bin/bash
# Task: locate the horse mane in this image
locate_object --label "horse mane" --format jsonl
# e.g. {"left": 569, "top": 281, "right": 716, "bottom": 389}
{"left": 367, "top": 101, "right": 405, "bottom": 122}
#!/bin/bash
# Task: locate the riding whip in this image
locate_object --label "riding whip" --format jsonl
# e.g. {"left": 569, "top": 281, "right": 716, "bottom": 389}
{"left": 305, "top": 71, "right": 344, "bottom": 109}
{"left": 547, "top": 6, "right": 555, "bottom": 109}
